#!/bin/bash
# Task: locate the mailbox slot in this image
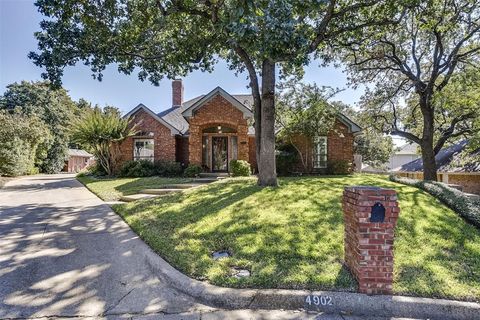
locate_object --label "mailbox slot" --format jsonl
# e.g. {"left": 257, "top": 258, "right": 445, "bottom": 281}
{"left": 370, "top": 202, "right": 385, "bottom": 222}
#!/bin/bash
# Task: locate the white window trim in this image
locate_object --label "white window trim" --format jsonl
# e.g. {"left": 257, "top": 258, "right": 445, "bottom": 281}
{"left": 313, "top": 136, "right": 328, "bottom": 169}
{"left": 134, "top": 138, "right": 155, "bottom": 162}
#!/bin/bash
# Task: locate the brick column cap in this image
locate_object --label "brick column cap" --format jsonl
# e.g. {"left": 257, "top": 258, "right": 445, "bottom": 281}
{"left": 344, "top": 186, "right": 397, "bottom": 196}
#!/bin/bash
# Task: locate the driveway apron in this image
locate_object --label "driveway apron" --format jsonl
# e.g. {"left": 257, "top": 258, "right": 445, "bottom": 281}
{"left": 0, "top": 174, "right": 210, "bottom": 318}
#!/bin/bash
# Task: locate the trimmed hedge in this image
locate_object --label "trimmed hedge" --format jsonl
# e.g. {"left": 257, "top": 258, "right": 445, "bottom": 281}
{"left": 276, "top": 144, "right": 299, "bottom": 176}
{"left": 230, "top": 160, "right": 251, "bottom": 177}
{"left": 390, "top": 175, "right": 480, "bottom": 228}
{"left": 155, "top": 160, "right": 182, "bottom": 177}
{"left": 184, "top": 164, "right": 202, "bottom": 177}
{"left": 327, "top": 160, "right": 352, "bottom": 175}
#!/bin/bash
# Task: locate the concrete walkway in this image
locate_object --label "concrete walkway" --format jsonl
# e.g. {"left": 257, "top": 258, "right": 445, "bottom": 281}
{"left": 0, "top": 174, "right": 415, "bottom": 320}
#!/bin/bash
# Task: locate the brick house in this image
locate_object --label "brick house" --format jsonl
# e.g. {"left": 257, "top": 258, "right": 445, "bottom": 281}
{"left": 119, "top": 80, "right": 361, "bottom": 173}
{"left": 62, "top": 149, "right": 95, "bottom": 173}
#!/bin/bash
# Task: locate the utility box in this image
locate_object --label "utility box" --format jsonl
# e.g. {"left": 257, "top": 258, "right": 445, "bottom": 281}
{"left": 342, "top": 186, "right": 400, "bottom": 295}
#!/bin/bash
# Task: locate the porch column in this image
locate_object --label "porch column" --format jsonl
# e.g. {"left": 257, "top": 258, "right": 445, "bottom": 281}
{"left": 188, "top": 124, "right": 202, "bottom": 165}
{"left": 237, "top": 124, "right": 249, "bottom": 162}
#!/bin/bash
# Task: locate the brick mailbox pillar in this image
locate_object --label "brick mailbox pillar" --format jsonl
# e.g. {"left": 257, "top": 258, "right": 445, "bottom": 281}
{"left": 342, "top": 186, "right": 400, "bottom": 295}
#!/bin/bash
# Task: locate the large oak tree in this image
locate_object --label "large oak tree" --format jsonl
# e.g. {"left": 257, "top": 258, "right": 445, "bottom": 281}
{"left": 342, "top": 0, "right": 480, "bottom": 180}
{"left": 30, "top": 0, "right": 402, "bottom": 186}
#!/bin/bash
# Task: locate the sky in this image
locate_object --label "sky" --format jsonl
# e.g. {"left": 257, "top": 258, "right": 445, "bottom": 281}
{"left": 0, "top": 0, "right": 405, "bottom": 146}
{"left": 0, "top": 0, "right": 365, "bottom": 110}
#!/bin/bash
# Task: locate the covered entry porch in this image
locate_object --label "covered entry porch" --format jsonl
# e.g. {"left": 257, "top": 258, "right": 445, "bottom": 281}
{"left": 201, "top": 126, "right": 239, "bottom": 172}
{"left": 188, "top": 122, "right": 250, "bottom": 173}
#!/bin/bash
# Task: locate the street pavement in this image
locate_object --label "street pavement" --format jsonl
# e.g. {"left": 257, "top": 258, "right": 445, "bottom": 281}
{"left": 0, "top": 174, "right": 419, "bottom": 320}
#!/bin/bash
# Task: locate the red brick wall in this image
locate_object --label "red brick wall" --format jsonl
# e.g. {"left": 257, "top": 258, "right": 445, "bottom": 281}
{"left": 286, "top": 120, "right": 355, "bottom": 173}
{"left": 343, "top": 186, "right": 400, "bottom": 295}
{"left": 188, "top": 95, "right": 249, "bottom": 166}
{"left": 447, "top": 174, "right": 480, "bottom": 195}
{"left": 328, "top": 120, "right": 354, "bottom": 164}
{"left": 176, "top": 136, "right": 189, "bottom": 167}
{"left": 66, "top": 156, "right": 93, "bottom": 173}
{"left": 118, "top": 109, "right": 176, "bottom": 164}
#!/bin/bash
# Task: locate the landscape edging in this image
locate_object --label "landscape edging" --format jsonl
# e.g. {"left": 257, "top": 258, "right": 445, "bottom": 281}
{"left": 143, "top": 245, "right": 480, "bottom": 320}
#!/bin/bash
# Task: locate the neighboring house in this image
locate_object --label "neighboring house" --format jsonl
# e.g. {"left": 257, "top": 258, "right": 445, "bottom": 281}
{"left": 119, "top": 80, "right": 360, "bottom": 173}
{"left": 361, "top": 143, "right": 420, "bottom": 173}
{"left": 389, "top": 143, "right": 420, "bottom": 170}
{"left": 393, "top": 140, "right": 480, "bottom": 195}
{"left": 63, "top": 149, "right": 94, "bottom": 173}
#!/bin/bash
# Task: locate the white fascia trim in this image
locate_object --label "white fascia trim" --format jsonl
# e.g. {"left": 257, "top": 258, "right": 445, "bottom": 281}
{"left": 337, "top": 113, "right": 362, "bottom": 134}
{"left": 124, "top": 104, "right": 181, "bottom": 136}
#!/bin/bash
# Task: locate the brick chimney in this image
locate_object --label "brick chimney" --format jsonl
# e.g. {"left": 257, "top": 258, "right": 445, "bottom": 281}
{"left": 172, "top": 79, "right": 184, "bottom": 108}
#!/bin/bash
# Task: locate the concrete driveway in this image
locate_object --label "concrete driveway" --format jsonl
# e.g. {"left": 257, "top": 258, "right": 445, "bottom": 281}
{"left": 0, "top": 174, "right": 216, "bottom": 319}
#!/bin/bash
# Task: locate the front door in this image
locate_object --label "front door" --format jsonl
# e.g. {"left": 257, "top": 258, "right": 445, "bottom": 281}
{"left": 212, "top": 136, "right": 228, "bottom": 172}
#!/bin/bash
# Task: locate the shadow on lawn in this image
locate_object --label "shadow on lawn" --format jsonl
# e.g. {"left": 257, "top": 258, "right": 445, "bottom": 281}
{"left": 115, "top": 176, "right": 480, "bottom": 299}
{"left": 117, "top": 178, "right": 358, "bottom": 291}
{"left": 113, "top": 176, "right": 193, "bottom": 196}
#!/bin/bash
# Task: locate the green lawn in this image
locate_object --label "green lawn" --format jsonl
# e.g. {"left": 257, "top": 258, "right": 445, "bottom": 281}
{"left": 77, "top": 175, "right": 193, "bottom": 201}
{"left": 81, "top": 174, "right": 480, "bottom": 301}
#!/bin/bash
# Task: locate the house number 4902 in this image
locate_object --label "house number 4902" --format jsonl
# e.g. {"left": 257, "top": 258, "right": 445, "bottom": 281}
{"left": 305, "top": 295, "right": 333, "bottom": 306}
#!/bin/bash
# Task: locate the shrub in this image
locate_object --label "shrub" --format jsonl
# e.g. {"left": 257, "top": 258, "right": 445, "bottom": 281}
{"left": 327, "top": 160, "right": 352, "bottom": 175}
{"left": 184, "top": 164, "right": 203, "bottom": 177}
{"left": 390, "top": 175, "right": 480, "bottom": 228}
{"left": 38, "top": 140, "right": 68, "bottom": 174}
{"left": 119, "top": 160, "right": 156, "bottom": 177}
{"left": 155, "top": 161, "right": 182, "bottom": 177}
{"left": 0, "top": 110, "right": 49, "bottom": 176}
{"left": 276, "top": 144, "right": 299, "bottom": 176}
{"left": 72, "top": 108, "right": 137, "bottom": 176}
{"left": 0, "top": 138, "right": 36, "bottom": 176}
{"left": 230, "top": 160, "right": 251, "bottom": 177}
{"left": 88, "top": 162, "right": 107, "bottom": 176}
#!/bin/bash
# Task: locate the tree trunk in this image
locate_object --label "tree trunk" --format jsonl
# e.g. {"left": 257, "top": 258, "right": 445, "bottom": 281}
{"left": 420, "top": 96, "right": 438, "bottom": 181}
{"left": 421, "top": 142, "right": 437, "bottom": 181}
{"left": 253, "top": 85, "right": 262, "bottom": 177}
{"left": 257, "top": 60, "right": 278, "bottom": 186}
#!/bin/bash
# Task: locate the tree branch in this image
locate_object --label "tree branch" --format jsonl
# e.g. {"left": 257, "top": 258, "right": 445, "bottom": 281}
{"left": 433, "top": 112, "right": 476, "bottom": 154}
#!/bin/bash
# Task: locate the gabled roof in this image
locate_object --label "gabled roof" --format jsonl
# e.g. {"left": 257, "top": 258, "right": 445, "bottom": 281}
{"left": 67, "top": 149, "right": 93, "bottom": 157}
{"left": 181, "top": 87, "right": 253, "bottom": 119}
{"left": 124, "top": 104, "right": 181, "bottom": 135}
{"left": 336, "top": 113, "right": 362, "bottom": 135}
{"left": 395, "top": 143, "right": 419, "bottom": 155}
{"left": 394, "top": 140, "right": 480, "bottom": 173}
{"left": 125, "top": 89, "right": 359, "bottom": 138}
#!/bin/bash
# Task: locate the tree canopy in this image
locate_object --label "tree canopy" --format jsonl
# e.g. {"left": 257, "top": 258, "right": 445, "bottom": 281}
{"left": 72, "top": 107, "right": 137, "bottom": 176}
{"left": 0, "top": 81, "right": 78, "bottom": 173}
{"left": 341, "top": 0, "right": 480, "bottom": 180}
{"left": 276, "top": 80, "right": 339, "bottom": 171}
{"left": 0, "top": 110, "right": 50, "bottom": 176}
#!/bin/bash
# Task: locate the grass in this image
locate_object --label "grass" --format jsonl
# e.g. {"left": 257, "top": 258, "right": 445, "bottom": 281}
{"left": 80, "top": 174, "right": 480, "bottom": 301}
{"left": 77, "top": 175, "right": 193, "bottom": 201}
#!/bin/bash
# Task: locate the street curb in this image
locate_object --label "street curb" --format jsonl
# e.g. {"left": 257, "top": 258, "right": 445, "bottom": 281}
{"left": 143, "top": 247, "right": 480, "bottom": 320}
